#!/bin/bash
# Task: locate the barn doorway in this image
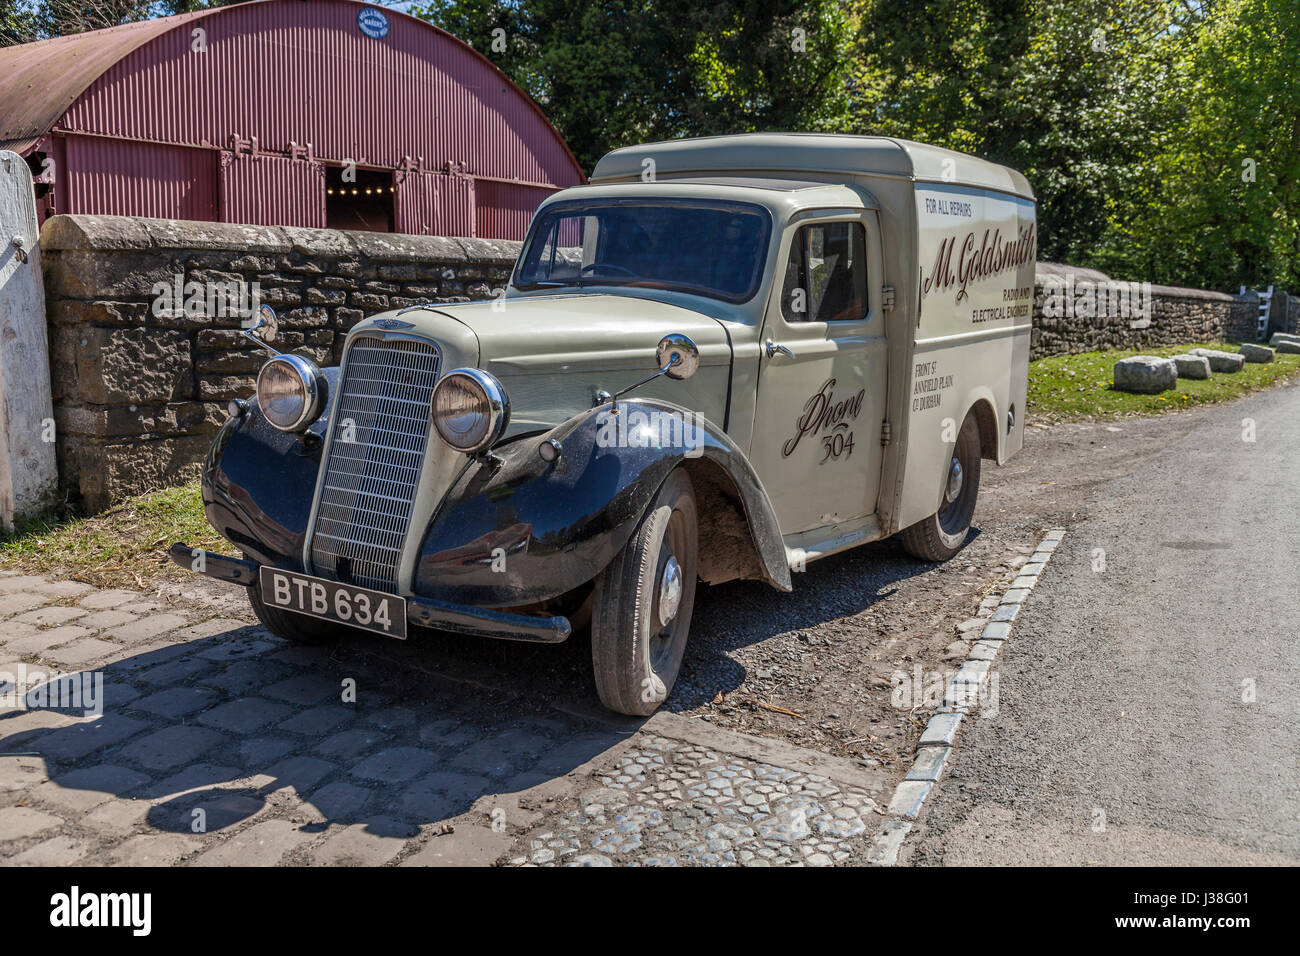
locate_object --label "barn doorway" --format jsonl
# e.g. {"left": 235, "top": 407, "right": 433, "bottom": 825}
{"left": 326, "top": 166, "right": 395, "bottom": 232}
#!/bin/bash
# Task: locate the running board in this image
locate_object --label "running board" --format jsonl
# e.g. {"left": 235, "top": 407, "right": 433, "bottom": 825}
{"left": 783, "top": 515, "right": 885, "bottom": 569}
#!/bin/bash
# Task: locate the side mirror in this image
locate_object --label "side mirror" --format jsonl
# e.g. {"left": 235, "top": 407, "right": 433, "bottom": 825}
{"left": 241, "top": 304, "right": 281, "bottom": 355}
{"left": 657, "top": 333, "right": 699, "bottom": 380}
{"left": 608, "top": 333, "right": 700, "bottom": 411}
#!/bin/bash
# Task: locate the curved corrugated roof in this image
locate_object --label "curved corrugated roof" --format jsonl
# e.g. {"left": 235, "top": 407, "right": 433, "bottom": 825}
{"left": 0, "top": 1, "right": 583, "bottom": 183}
{"left": 0, "top": 9, "right": 218, "bottom": 153}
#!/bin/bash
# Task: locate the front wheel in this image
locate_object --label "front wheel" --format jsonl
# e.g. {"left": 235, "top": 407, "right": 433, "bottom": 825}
{"left": 899, "top": 412, "right": 982, "bottom": 562}
{"left": 591, "top": 469, "right": 698, "bottom": 716}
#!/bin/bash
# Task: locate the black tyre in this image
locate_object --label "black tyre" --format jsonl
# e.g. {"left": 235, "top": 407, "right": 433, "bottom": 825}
{"left": 247, "top": 575, "right": 345, "bottom": 645}
{"left": 899, "top": 412, "right": 982, "bottom": 562}
{"left": 591, "top": 469, "right": 698, "bottom": 716}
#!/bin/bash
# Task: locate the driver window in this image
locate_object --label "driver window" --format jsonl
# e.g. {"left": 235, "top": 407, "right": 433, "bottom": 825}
{"left": 781, "top": 221, "right": 868, "bottom": 322}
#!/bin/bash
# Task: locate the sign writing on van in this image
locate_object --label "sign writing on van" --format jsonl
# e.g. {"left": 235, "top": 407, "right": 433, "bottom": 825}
{"left": 922, "top": 223, "right": 1036, "bottom": 304}
{"left": 782, "top": 378, "right": 865, "bottom": 463}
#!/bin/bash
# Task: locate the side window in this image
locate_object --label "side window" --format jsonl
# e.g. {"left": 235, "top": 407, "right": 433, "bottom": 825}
{"left": 781, "top": 221, "right": 869, "bottom": 322}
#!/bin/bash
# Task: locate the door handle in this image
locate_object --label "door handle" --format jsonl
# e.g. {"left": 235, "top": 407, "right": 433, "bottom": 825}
{"left": 766, "top": 340, "right": 795, "bottom": 359}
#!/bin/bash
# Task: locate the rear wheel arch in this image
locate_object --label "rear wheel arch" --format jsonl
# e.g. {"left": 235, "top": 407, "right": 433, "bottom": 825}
{"left": 966, "top": 397, "right": 1000, "bottom": 461}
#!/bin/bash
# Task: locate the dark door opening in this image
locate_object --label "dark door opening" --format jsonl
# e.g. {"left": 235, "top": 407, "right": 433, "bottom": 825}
{"left": 326, "top": 166, "right": 395, "bottom": 232}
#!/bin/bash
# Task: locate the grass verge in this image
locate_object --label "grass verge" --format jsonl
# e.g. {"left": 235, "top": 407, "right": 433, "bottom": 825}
{"left": 0, "top": 480, "right": 235, "bottom": 590}
{"left": 1027, "top": 341, "right": 1300, "bottom": 423}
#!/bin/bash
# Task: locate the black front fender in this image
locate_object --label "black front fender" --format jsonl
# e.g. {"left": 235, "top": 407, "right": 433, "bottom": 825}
{"left": 201, "top": 368, "right": 338, "bottom": 571}
{"left": 414, "top": 398, "right": 791, "bottom": 606}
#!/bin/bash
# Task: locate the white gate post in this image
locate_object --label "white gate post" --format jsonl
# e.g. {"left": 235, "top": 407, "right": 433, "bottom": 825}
{"left": 0, "top": 150, "right": 58, "bottom": 530}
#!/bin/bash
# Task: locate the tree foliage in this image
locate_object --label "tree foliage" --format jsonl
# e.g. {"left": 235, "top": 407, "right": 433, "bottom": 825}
{"left": 1089, "top": 0, "right": 1300, "bottom": 289}
{"left": 415, "top": 0, "right": 1296, "bottom": 290}
{"left": 1, "top": 0, "right": 247, "bottom": 46}
{"left": 4, "top": 0, "right": 1294, "bottom": 290}
{"left": 411, "top": 0, "right": 857, "bottom": 173}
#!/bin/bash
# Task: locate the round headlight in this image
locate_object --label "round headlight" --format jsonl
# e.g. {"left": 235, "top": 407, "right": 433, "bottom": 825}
{"left": 256, "top": 354, "right": 325, "bottom": 432}
{"left": 432, "top": 369, "right": 510, "bottom": 454}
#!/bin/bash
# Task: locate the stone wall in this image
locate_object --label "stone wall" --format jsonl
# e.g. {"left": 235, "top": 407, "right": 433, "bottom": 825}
{"left": 41, "top": 215, "right": 518, "bottom": 511}
{"left": 38, "top": 216, "right": 1271, "bottom": 512}
{"left": 1029, "top": 263, "right": 1261, "bottom": 359}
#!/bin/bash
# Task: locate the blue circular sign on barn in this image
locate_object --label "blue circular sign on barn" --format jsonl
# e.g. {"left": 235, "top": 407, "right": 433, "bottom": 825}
{"left": 357, "top": 7, "right": 390, "bottom": 39}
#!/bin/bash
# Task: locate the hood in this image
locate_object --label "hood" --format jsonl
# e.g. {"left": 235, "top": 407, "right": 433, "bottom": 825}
{"left": 387, "top": 293, "right": 735, "bottom": 434}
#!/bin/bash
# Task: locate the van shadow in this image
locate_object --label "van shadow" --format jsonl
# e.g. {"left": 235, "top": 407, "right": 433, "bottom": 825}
{"left": 671, "top": 533, "right": 970, "bottom": 707}
{"left": 0, "top": 628, "right": 633, "bottom": 845}
{"left": 365, "top": 530, "right": 967, "bottom": 712}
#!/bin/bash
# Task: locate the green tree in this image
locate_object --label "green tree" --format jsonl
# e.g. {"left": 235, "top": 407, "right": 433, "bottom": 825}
{"left": 412, "top": 0, "right": 857, "bottom": 173}
{"left": 1092, "top": 0, "right": 1300, "bottom": 289}
{"left": 848, "top": 0, "right": 1178, "bottom": 268}
{"left": 2, "top": 0, "right": 285, "bottom": 47}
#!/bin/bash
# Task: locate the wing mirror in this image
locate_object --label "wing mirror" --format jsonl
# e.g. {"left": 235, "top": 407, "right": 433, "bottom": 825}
{"left": 657, "top": 333, "right": 699, "bottom": 380}
{"left": 241, "top": 304, "right": 281, "bottom": 355}
{"left": 607, "top": 333, "right": 699, "bottom": 412}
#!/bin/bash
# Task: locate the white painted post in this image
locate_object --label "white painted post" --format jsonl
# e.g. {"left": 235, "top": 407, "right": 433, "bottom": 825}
{"left": 0, "top": 150, "right": 58, "bottom": 530}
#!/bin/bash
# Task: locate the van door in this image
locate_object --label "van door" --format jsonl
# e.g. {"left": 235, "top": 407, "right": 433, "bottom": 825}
{"left": 748, "top": 210, "right": 888, "bottom": 534}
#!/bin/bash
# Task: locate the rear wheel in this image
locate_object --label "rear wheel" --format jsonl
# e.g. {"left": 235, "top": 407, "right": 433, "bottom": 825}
{"left": 591, "top": 470, "right": 698, "bottom": 716}
{"left": 247, "top": 575, "right": 345, "bottom": 645}
{"left": 900, "top": 412, "right": 982, "bottom": 562}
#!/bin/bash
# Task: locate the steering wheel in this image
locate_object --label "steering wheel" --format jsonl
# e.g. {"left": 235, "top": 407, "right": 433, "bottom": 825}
{"left": 579, "top": 262, "right": 639, "bottom": 278}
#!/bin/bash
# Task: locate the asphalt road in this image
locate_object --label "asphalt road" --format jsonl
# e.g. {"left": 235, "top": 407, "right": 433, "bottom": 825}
{"left": 906, "top": 382, "right": 1300, "bottom": 865}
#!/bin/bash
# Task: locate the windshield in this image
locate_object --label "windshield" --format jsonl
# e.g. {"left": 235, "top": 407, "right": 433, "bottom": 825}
{"left": 513, "top": 198, "right": 772, "bottom": 303}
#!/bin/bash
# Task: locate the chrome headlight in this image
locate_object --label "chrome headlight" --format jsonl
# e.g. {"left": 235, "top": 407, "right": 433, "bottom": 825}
{"left": 256, "top": 354, "right": 326, "bottom": 432}
{"left": 432, "top": 368, "right": 510, "bottom": 454}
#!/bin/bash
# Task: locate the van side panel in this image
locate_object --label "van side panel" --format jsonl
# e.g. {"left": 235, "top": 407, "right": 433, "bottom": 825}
{"left": 896, "top": 184, "right": 1036, "bottom": 532}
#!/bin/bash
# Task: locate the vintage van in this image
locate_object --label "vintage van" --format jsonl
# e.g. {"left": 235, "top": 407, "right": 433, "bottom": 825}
{"left": 173, "top": 133, "right": 1036, "bottom": 716}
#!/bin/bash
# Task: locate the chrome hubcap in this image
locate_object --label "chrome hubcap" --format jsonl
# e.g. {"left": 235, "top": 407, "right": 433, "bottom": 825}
{"left": 658, "top": 555, "right": 683, "bottom": 628}
{"left": 945, "top": 456, "right": 963, "bottom": 504}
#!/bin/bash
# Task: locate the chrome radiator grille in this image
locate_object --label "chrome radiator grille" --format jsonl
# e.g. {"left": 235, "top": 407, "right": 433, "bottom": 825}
{"left": 308, "top": 335, "right": 441, "bottom": 591}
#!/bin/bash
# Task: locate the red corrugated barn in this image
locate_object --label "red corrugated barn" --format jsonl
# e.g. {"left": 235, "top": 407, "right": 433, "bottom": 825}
{"left": 0, "top": 0, "right": 584, "bottom": 238}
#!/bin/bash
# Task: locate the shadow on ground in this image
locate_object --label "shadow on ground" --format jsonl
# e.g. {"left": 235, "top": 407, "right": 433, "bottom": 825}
{"left": 1, "top": 531, "right": 940, "bottom": 847}
{"left": 0, "top": 626, "right": 631, "bottom": 844}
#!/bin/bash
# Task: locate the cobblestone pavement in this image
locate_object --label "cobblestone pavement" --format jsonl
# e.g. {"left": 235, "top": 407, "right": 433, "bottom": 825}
{"left": 0, "top": 570, "right": 887, "bottom": 866}
{"left": 512, "top": 735, "right": 879, "bottom": 866}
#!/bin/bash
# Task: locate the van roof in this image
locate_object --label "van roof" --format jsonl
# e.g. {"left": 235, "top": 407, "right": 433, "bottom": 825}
{"left": 591, "top": 133, "right": 1034, "bottom": 200}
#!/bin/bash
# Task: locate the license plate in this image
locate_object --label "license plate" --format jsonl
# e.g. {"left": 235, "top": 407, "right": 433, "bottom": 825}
{"left": 260, "top": 568, "right": 407, "bottom": 640}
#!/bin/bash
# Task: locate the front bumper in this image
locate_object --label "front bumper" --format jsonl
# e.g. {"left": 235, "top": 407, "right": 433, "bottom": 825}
{"left": 168, "top": 544, "right": 571, "bottom": 644}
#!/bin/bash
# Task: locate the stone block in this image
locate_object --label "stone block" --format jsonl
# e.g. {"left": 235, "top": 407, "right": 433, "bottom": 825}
{"left": 905, "top": 745, "right": 950, "bottom": 782}
{"left": 1190, "top": 348, "right": 1246, "bottom": 372}
{"left": 1173, "top": 354, "right": 1211, "bottom": 379}
{"left": 52, "top": 326, "right": 191, "bottom": 404}
{"left": 144, "top": 218, "right": 290, "bottom": 254}
{"left": 918, "top": 712, "right": 963, "bottom": 748}
{"left": 119, "top": 725, "right": 227, "bottom": 771}
{"left": 56, "top": 402, "right": 223, "bottom": 439}
{"left": 44, "top": 251, "right": 177, "bottom": 298}
{"left": 47, "top": 299, "right": 150, "bottom": 327}
{"left": 72, "top": 436, "right": 210, "bottom": 512}
{"left": 352, "top": 231, "right": 468, "bottom": 264}
{"left": 1113, "top": 355, "right": 1176, "bottom": 393}
{"left": 197, "top": 375, "right": 256, "bottom": 401}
